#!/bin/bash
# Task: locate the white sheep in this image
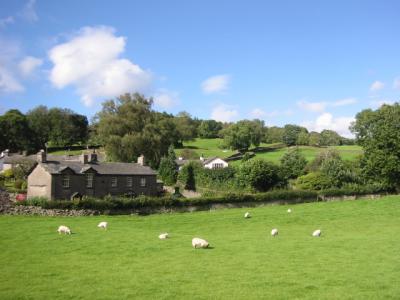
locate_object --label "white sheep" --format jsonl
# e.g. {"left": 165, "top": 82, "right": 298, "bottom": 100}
{"left": 244, "top": 212, "right": 251, "bottom": 218}
{"left": 312, "top": 229, "right": 322, "bottom": 237}
{"left": 57, "top": 225, "right": 71, "bottom": 235}
{"left": 271, "top": 228, "right": 278, "bottom": 237}
{"left": 192, "top": 237, "right": 209, "bottom": 248}
{"left": 97, "top": 221, "right": 108, "bottom": 229}
{"left": 159, "top": 233, "right": 169, "bottom": 239}
{"left": 287, "top": 208, "right": 292, "bottom": 213}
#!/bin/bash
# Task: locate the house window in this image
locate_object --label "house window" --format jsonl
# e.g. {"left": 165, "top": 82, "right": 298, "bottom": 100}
{"left": 140, "top": 177, "right": 146, "bottom": 187}
{"left": 111, "top": 177, "right": 118, "bottom": 187}
{"left": 127, "top": 177, "right": 133, "bottom": 187}
{"left": 86, "top": 173, "right": 94, "bottom": 188}
{"left": 62, "top": 175, "right": 70, "bottom": 188}
{"left": 213, "top": 163, "right": 223, "bottom": 169}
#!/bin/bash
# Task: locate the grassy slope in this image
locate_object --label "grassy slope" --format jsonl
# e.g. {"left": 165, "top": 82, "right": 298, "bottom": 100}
{"left": 178, "top": 138, "right": 363, "bottom": 163}
{"left": 1, "top": 196, "right": 399, "bottom": 299}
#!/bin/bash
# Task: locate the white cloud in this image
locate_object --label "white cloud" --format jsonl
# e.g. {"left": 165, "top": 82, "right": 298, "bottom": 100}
{"left": 202, "top": 74, "right": 230, "bottom": 94}
{"left": 249, "top": 108, "right": 266, "bottom": 119}
{"left": 301, "top": 112, "right": 355, "bottom": 138}
{"left": 48, "top": 26, "right": 152, "bottom": 107}
{"left": 19, "top": 0, "right": 38, "bottom": 22}
{"left": 298, "top": 98, "right": 357, "bottom": 112}
{"left": 370, "top": 99, "right": 395, "bottom": 109}
{"left": 0, "top": 16, "right": 14, "bottom": 28}
{"left": 211, "top": 104, "right": 238, "bottom": 122}
{"left": 332, "top": 97, "right": 357, "bottom": 106}
{"left": 297, "top": 100, "right": 326, "bottom": 113}
{"left": 0, "top": 66, "right": 24, "bottom": 92}
{"left": 370, "top": 80, "right": 385, "bottom": 92}
{"left": 393, "top": 77, "right": 400, "bottom": 90}
{"left": 153, "top": 89, "right": 179, "bottom": 108}
{"left": 18, "top": 56, "right": 43, "bottom": 76}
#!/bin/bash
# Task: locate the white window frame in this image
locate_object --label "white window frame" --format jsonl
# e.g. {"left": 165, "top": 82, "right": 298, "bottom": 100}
{"left": 62, "top": 175, "right": 70, "bottom": 188}
{"left": 140, "top": 177, "right": 146, "bottom": 187}
{"left": 86, "top": 173, "right": 94, "bottom": 188}
{"left": 127, "top": 177, "right": 133, "bottom": 188}
{"left": 111, "top": 177, "right": 118, "bottom": 187}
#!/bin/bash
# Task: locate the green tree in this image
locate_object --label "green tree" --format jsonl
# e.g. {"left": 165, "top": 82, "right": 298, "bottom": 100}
{"left": 282, "top": 124, "right": 308, "bottom": 146}
{"left": 173, "top": 111, "right": 197, "bottom": 146}
{"left": 97, "top": 93, "right": 179, "bottom": 167}
{"left": 296, "top": 131, "right": 309, "bottom": 145}
{"left": 222, "top": 120, "right": 264, "bottom": 151}
{"left": 0, "top": 109, "right": 33, "bottom": 152}
{"left": 280, "top": 148, "right": 307, "bottom": 179}
{"left": 264, "top": 126, "right": 284, "bottom": 143}
{"left": 351, "top": 103, "right": 400, "bottom": 190}
{"left": 236, "top": 159, "right": 283, "bottom": 192}
{"left": 308, "top": 131, "right": 321, "bottom": 146}
{"left": 319, "top": 130, "right": 342, "bottom": 146}
{"left": 198, "top": 120, "right": 223, "bottom": 138}
{"left": 158, "top": 146, "right": 178, "bottom": 185}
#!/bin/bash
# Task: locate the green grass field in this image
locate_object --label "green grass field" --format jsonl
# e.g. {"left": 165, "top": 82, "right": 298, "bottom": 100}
{"left": 1, "top": 196, "right": 399, "bottom": 299}
{"left": 178, "top": 138, "right": 363, "bottom": 164}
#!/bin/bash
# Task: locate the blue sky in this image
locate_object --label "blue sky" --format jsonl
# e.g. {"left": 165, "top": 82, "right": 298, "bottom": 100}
{"left": 0, "top": 0, "right": 399, "bottom": 137}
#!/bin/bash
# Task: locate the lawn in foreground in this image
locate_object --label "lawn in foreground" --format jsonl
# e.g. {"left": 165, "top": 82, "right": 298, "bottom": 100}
{"left": 1, "top": 196, "right": 399, "bottom": 299}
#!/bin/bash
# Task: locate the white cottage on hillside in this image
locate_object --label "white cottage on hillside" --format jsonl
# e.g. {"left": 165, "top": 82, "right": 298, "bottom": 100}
{"left": 201, "top": 157, "right": 229, "bottom": 169}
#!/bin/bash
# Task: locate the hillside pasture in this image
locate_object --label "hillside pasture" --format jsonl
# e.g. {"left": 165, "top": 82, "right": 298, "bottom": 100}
{"left": 178, "top": 138, "right": 362, "bottom": 164}
{"left": 1, "top": 196, "right": 399, "bottom": 299}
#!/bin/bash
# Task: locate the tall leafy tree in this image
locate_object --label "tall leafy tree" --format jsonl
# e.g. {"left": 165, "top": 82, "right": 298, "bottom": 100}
{"left": 0, "top": 109, "right": 33, "bottom": 152}
{"left": 319, "top": 129, "right": 342, "bottom": 146}
{"left": 222, "top": 120, "right": 264, "bottom": 151}
{"left": 280, "top": 148, "right": 307, "bottom": 179}
{"left": 198, "top": 120, "right": 223, "bottom": 138}
{"left": 158, "top": 145, "right": 178, "bottom": 185}
{"left": 351, "top": 103, "right": 400, "bottom": 190}
{"left": 282, "top": 124, "right": 308, "bottom": 146}
{"left": 173, "top": 111, "right": 197, "bottom": 146}
{"left": 97, "top": 93, "right": 179, "bottom": 167}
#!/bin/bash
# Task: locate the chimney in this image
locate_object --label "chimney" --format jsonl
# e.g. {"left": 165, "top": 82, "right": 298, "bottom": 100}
{"left": 37, "top": 149, "right": 47, "bottom": 163}
{"left": 80, "top": 154, "right": 89, "bottom": 164}
{"left": 200, "top": 155, "right": 205, "bottom": 162}
{"left": 88, "top": 150, "right": 97, "bottom": 163}
{"left": 137, "top": 154, "right": 146, "bottom": 166}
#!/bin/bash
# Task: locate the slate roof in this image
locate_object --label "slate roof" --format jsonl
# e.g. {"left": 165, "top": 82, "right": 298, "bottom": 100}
{"left": 40, "top": 160, "right": 157, "bottom": 175}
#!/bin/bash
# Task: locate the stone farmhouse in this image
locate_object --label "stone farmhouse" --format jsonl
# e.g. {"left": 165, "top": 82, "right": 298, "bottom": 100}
{"left": 27, "top": 151, "right": 161, "bottom": 200}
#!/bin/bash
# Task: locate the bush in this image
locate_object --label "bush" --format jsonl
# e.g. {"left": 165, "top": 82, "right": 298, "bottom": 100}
{"left": 236, "top": 159, "right": 285, "bottom": 192}
{"left": 3, "top": 169, "right": 14, "bottom": 179}
{"left": 279, "top": 148, "right": 307, "bottom": 179}
{"left": 14, "top": 179, "right": 24, "bottom": 190}
{"left": 296, "top": 172, "right": 332, "bottom": 190}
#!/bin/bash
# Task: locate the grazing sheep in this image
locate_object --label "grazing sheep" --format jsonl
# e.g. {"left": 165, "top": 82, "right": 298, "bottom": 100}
{"left": 57, "top": 225, "right": 71, "bottom": 235}
{"left": 287, "top": 208, "right": 292, "bottom": 213}
{"left": 159, "top": 233, "right": 169, "bottom": 239}
{"left": 97, "top": 221, "right": 108, "bottom": 229}
{"left": 192, "top": 237, "right": 209, "bottom": 248}
{"left": 312, "top": 229, "right": 322, "bottom": 237}
{"left": 244, "top": 212, "right": 251, "bottom": 218}
{"left": 271, "top": 228, "right": 278, "bottom": 237}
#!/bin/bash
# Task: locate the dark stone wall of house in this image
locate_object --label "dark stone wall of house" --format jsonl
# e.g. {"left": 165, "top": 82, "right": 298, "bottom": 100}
{"left": 52, "top": 173, "right": 158, "bottom": 200}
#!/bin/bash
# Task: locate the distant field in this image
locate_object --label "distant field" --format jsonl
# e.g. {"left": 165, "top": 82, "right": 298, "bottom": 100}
{"left": 178, "top": 138, "right": 363, "bottom": 163}
{"left": 1, "top": 196, "right": 399, "bottom": 299}
{"left": 47, "top": 149, "right": 84, "bottom": 156}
